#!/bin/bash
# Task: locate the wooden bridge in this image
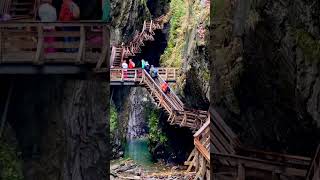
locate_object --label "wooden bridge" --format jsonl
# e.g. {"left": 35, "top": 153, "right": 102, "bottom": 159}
{"left": 110, "top": 68, "right": 178, "bottom": 85}
{"left": 0, "top": 22, "right": 110, "bottom": 74}
{"left": 110, "top": 67, "right": 210, "bottom": 179}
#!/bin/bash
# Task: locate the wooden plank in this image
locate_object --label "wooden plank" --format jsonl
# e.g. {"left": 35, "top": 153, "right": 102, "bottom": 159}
{"left": 45, "top": 52, "right": 77, "bottom": 59}
{"left": 237, "top": 163, "right": 245, "bottom": 180}
{"left": 34, "top": 25, "right": 43, "bottom": 63}
{"left": 0, "top": 31, "right": 2, "bottom": 63}
{"left": 194, "top": 138, "right": 210, "bottom": 161}
{"left": 44, "top": 31, "right": 80, "bottom": 37}
{"left": 213, "top": 153, "right": 308, "bottom": 177}
{"left": 77, "top": 25, "right": 85, "bottom": 63}
{"left": 43, "top": 41, "right": 79, "bottom": 48}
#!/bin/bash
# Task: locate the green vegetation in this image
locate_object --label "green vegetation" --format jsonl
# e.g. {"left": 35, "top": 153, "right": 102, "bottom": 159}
{"left": 160, "top": 0, "right": 187, "bottom": 67}
{"left": 110, "top": 103, "right": 118, "bottom": 133}
{"left": 296, "top": 29, "right": 320, "bottom": 61}
{"left": 147, "top": 110, "right": 167, "bottom": 144}
{"left": 0, "top": 141, "right": 23, "bottom": 180}
{"left": 160, "top": 0, "right": 209, "bottom": 67}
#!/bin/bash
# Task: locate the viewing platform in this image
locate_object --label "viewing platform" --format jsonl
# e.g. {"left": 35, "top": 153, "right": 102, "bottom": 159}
{"left": 110, "top": 68, "right": 179, "bottom": 85}
{"left": 0, "top": 21, "right": 110, "bottom": 74}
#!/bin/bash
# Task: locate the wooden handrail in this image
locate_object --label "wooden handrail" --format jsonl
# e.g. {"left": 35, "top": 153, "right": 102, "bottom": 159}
{"left": 0, "top": 22, "right": 110, "bottom": 69}
{"left": 213, "top": 152, "right": 309, "bottom": 177}
{"left": 306, "top": 145, "right": 320, "bottom": 179}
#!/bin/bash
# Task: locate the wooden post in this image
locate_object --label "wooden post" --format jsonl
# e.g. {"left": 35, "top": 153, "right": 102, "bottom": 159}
{"left": 35, "top": 25, "right": 44, "bottom": 64}
{"left": 121, "top": 69, "right": 124, "bottom": 81}
{"left": 237, "top": 163, "right": 245, "bottom": 180}
{"left": 96, "top": 25, "right": 109, "bottom": 69}
{"left": 76, "top": 25, "right": 85, "bottom": 63}
{"left": 0, "top": 82, "right": 13, "bottom": 138}
{"left": 0, "top": 31, "right": 2, "bottom": 63}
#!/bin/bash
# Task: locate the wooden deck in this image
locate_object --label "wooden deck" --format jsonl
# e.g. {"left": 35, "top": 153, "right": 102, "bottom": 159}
{"left": 0, "top": 21, "right": 110, "bottom": 73}
{"left": 110, "top": 68, "right": 179, "bottom": 85}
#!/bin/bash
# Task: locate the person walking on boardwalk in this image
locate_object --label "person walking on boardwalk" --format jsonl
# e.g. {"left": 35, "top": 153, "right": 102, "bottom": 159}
{"left": 145, "top": 61, "right": 150, "bottom": 73}
{"left": 128, "top": 59, "right": 135, "bottom": 69}
{"left": 141, "top": 59, "right": 146, "bottom": 69}
{"left": 121, "top": 60, "right": 128, "bottom": 79}
{"left": 150, "top": 65, "right": 158, "bottom": 79}
{"left": 38, "top": 0, "right": 57, "bottom": 53}
{"left": 161, "top": 81, "right": 170, "bottom": 94}
{"left": 59, "top": 0, "right": 80, "bottom": 52}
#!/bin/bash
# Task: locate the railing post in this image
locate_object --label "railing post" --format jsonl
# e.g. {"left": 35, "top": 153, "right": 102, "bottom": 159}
{"left": 76, "top": 25, "right": 85, "bottom": 63}
{"left": 96, "top": 25, "right": 109, "bottom": 69}
{"left": 121, "top": 69, "right": 124, "bottom": 81}
{"left": 35, "top": 24, "right": 44, "bottom": 64}
{"left": 0, "top": 30, "right": 2, "bottom": 63}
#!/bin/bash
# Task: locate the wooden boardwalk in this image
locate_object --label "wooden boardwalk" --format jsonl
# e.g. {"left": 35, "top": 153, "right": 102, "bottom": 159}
{"left": 110, "top": 16, "right": 168, "bottom": 67}
{"left": 110, "top": 68, "right": 178, "bottom": 85}
{"left": 111, "top": 67, "right": 210, "bottom": 179}
{"left": 0, "top": 22, "right": 110, "bottom": 73}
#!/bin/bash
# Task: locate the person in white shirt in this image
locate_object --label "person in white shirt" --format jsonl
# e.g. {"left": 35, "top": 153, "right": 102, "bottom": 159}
{"left": 122, "top": 60, "right": 128, "bottom": 69}
{"left": 121, "top": 60, "right": 128, "bottom": 80}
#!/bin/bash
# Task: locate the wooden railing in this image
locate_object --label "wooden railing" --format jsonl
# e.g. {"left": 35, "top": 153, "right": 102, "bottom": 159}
{"left": 210, "top": 108, "right": 241, "bottom": 156}
{"left": 194, "top": 118, "right": 210, "bottom": 161}
{"left": 158, "top": 74, "right": 183, "bottom": 110}
{"left": 213, "top": 152, "right": 310, "bottom": 179}
{"left": 110, "top": 68, "right": 179, "bottom": 83}
{"left": 0, "top": 22, "right": 110, "bottom": 69}
{"left": 306, "top": 145, "right": 320, "bottom": 180}
{"left": 185, "top": 117, "right": 210, "bottom": 179}
{"left": 0, "top": 0, "right": 11, "bottom": 15}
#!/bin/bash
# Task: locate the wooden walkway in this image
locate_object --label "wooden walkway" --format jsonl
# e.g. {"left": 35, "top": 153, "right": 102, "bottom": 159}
{"left": 110, "top": 15, "right": 167, "bottom": 67}
{"left": 111, "top": 67, "right": 210, "bottom": 179}
{"left": 110, "top": 68, "right": 178, "bottom": 85}
{"left": 0, "top": 22, "right": 110, "bottom": 73}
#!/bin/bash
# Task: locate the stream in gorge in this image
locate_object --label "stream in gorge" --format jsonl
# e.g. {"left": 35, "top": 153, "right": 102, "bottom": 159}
{"left": 125, "top": 88, "right": 153, "bottom": 166}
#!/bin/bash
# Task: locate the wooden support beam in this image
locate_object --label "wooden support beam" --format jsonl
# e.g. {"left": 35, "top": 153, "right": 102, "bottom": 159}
{"left": 34, "top": 25, "right": 44, "bottom": 64}
{"left": 0, "top": 82, "right": 13, "bottom": 138}
{"left": 76, "top": 25, "right": 85, "bottom": 63}
{"left": 237, "top": 163, "right": 245, "bottom": 180}
{"left": 0, "top": 31, "right": 2, "bottom": 63}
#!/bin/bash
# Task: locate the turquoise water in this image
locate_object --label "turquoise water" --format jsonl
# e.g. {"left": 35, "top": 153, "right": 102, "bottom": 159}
{"left": 125, "top": 138, "right": 153, "bottom": 166}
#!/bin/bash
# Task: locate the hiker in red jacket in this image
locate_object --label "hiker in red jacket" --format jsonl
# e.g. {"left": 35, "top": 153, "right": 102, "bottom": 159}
{"left": 128, "top": 59, "right": 135, "bottom": 69}
{"left": 59, "top": 0, "right": 80, "bottom": 52}
{"left": 161, "top": 81, "right": 170, "bottom": 94}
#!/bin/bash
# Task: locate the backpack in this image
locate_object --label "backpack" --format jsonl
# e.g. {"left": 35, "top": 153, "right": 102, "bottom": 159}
{"left": 154, "top": 68, "right": 158, "bottom": 76}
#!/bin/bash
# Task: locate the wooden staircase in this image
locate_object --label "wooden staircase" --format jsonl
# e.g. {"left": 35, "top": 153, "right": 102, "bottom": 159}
{"left": 110, "top": 46, "right": 124, "bottom": 67}
{"left": 8, "top": 0, "right": 37, "bottom": 20}
{"left": 110, "top": 17, "right": 166, "bottom": 67}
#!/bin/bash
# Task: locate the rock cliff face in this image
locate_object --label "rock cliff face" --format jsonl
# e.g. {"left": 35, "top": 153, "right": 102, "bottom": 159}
{"left": 210, "top": 0, "right": 320, "bottom": 156}
{"left": 110, "top": 0, "right": 151, "bottom": 44}
{"left": 1, "top": 77, "right": 108, "bottom": 180}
